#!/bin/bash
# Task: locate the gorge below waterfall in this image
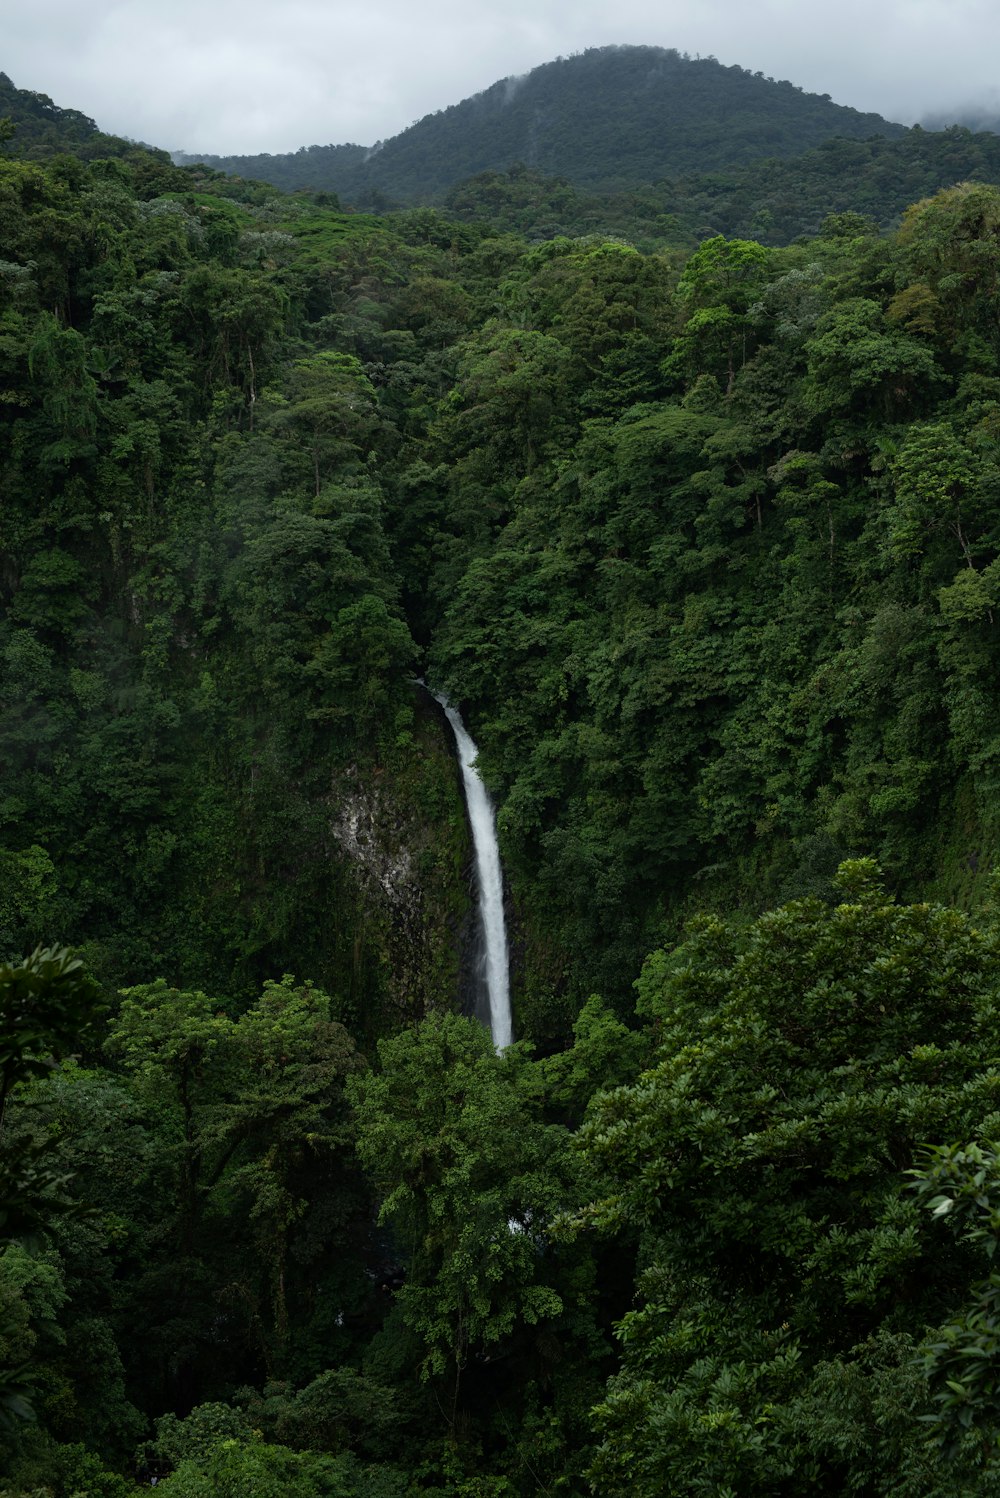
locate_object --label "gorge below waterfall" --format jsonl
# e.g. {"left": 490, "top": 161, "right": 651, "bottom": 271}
{"left": 432, "top": 690, "right": 513, "bottom": 1050}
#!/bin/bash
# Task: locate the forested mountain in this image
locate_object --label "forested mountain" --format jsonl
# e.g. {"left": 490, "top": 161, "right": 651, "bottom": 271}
{"left": 175, "top": 48, "right": 1000, "bottom": 249}
{"left": 12, "top": 55, "right": 998, "bottom": 251}
{"left": 0, "top": 71, "right": 164, "bottom": 165}
{"left": 178, "top": 45, "right": 908, "bottom": 203}
{"left": 7, "top": 62, "right": 1000, "bottom": 1498}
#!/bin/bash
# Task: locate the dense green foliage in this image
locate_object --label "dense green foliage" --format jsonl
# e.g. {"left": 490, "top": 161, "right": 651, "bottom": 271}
{"left": 416, "top": 124, "right": 1000, "bottom": 252}
{"left": 7, "top": 69, "right": 1000, "bottom": 1493}
{"left": 571, "top": 863, "right": 1000, "bottom": 1493}
{"left": 660, "top": 123, "right": 1000, "bottom": 244}
{"left": 0, "top": 139, "right": 470, "bottom": 1019}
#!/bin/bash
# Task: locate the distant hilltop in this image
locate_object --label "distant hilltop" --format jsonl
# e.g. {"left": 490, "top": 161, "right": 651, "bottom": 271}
{"left": 173, "top": 44, "right": 910, "bottom": 204}
{"left": 11, "top": 47, "right": 995, "bottom": 249}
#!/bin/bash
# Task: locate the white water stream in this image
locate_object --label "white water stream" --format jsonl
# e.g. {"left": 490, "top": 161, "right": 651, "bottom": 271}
{"left": 433, "top": 691, "right": 513, "bottom": 1050}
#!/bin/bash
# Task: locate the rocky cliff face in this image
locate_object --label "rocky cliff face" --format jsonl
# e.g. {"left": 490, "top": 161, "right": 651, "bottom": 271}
{"left": 326, "top": 688, "right": 474, "bottom": 1036}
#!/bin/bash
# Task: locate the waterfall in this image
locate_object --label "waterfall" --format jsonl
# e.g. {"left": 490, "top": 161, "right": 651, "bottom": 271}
{"left": 432, "top": 691, "right": 513, "bottom": 1050}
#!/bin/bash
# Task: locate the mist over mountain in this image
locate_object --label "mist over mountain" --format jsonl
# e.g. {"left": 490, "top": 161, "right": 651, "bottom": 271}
{"left": 922, "top": 101, "right": 1000, "bottom": 136}
{"left": 176, "top": 45, "right": 909, "bottom": 204}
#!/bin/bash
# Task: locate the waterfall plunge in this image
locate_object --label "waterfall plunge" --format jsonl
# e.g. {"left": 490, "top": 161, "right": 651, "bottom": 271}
{"left": 433, "top": 692, "right": 513, "bottom": 1050}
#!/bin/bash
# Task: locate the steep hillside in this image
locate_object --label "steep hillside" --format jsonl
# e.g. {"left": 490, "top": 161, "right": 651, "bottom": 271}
{"left": 180, "top": 44, "right": 907, "bottom": 202}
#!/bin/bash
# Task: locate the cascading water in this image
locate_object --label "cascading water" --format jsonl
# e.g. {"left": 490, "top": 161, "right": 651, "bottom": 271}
{"left": 432, "top": 690, "right": 513, "bottom": 1050}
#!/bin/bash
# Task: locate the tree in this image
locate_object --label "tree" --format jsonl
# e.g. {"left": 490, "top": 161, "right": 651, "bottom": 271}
{"left": 26, "top": 313, "right": 99, "bottom": 469}
{"left": 348, "top": 1014, "right": 569, "bottom": 1424}
{"left": 895, "top": 182, "right": 1000, "bottom": 360}
{"left": 0, "top": 946, "right": 101, "bottom": 1244}
{"left": 439, "top": 324, "right": 577, "bottom": 475}
{"left": 885, "top": 419, "right": 991, "bottom": 573}
{"left": 567, "top": 864, "right": 1000, "bottom": 1494}
{"left": 665, "top": 235, "right": 772, "bottom": 392}
{"left": 262, "top": 352, "right": 381, "bottom": 496}
{"left": 0, "top": 947, "right": 101, "bottom": 1431}
{"left": 104, "top": 977, "right": 367, "bottom": 1387}
{"left": 910, "top": 1142, "right": 1000, "bottom": 1467}
{"left": 803, "top": 297, "right": 941, "bottom": 421}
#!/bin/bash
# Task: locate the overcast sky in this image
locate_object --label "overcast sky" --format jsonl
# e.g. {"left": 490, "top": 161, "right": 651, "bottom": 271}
{"left": 4, "top": 0, "right": 998, "bottom": 155}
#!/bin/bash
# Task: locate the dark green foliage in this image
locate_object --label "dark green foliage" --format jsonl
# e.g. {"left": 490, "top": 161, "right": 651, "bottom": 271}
{"left": 418, "top": 182, "right": 1000, "bottom": 1017}
{"left": 349, "top": 1015, "right": 569, "bottom": 1396}
{"left": 0, "top": 946, "right": 103, "bottom": 1440}
{"left": 9, "top": 74, "right": 1000, "bottom": 1495}
{"left": 0, "top": 947, "right": 101, "bottom": 1112}
{"left": 910, "top": 1143, "right": 1000, "bottom": 1460}
{"left": 97, "top": 975, "right": 370, "bottom": 1397}
{"left": 144, "top": 1406, "right": 406, "bottom": 1498}
{"left": 174, "top": 53, "right": 1000, "bottom": 254}
{"left": 0, "top": 152, "right": 476, "bottom": 1013}
{"left": 567, "top": 867, "right": 1000, "bottom": 1494}
{"left": 653, "top": 126, "right": 1000, "bottom": 247}
{"left": 0, "top": 946, "right": 102, "bottom": 1295}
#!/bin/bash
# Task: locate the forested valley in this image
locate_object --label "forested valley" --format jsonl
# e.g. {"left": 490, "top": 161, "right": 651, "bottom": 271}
{"left": 7, "top": 64, "right": 1000, "bottom": 1495}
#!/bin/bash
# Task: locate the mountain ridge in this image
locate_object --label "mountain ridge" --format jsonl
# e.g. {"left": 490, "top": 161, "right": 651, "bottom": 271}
{"left": 6, "top": 51, "right": 998, "bottom": 249}
{"left": 173, "top": 45, "right": 910, "bottom": 203}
